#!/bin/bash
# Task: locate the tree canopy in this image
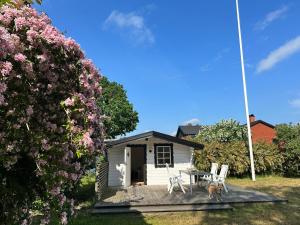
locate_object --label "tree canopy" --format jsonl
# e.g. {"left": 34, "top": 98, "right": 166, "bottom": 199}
{"left": 194, "top": 119, "right": 247, "bottom": 143}
{"left": 97, "top": 77, "right": 138, "bottom": 138}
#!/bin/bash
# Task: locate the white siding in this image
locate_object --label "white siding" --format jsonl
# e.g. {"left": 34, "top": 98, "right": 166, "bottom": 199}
{"left": 144, "top": 138, "right": 193, "bottom": 185}
{"left": 107, "top": 137, "right": 194, "bottom": 187}
{"left": 107, "top": 146, "right": 125, "bottom": 186}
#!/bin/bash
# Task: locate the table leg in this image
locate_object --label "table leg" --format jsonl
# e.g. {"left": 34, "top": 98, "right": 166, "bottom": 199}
{"left": 190, "top": 174, "right": 192, "bottom": 194}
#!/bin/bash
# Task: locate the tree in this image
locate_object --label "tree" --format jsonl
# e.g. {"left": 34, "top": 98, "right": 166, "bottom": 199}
{"left": 0, "top": 6, "right": 104, "bottom": 224}
{"left": 0, "top": 0, "right": 42, "bottom": 8}
{"left": 194, "top": 119, "right": 247, "bottom": 143}
{"left": 97, "top": 77, "right": 138, "bottom": 138}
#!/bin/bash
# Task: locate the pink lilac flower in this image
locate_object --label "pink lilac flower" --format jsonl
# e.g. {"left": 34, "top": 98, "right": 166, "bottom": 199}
{"left": 13, "top": 124, "right": 21, "bottom": 129}
{"left": 14, "top": 17, "right": 27, "bottom": 30}
{"left": 21, "top": 219, "right": 28, "bottom": 225}
{"left": 64, "top": 97, "right": 74, "bottom": 106}
{"left": 49, "top": 186, "right": 60, "bottom": 196}
{"left": 0, "top": 94, "right": 5, "bottom": 105}
{"left": 1, "top": 61, "right": 13, "bottom": 75}
{"left": 26, "top": 29, "right": 38, "bottom": 42}
{"left": 88, "top": 113, "right": 97, "bottom": 122}
{"left": 37, "top": 159, "right": 47, "bottom": 166}
{"left": 26, "top": 105, "right": 33, "bottom": 116}
{"left": 41, "top": 139, "right": 50, "bottom": 150}
{"left": 0, "top": 83, "right": 7, "bottom": 93}
{"left": 14, "top": 53, "right": 27, "bottom": 62}
{"left": 60, "top": 212, "right": 67, "bottom": 225}
{"left": 58, "top": 194, "right": 66, "bottom": 206}
{"left": 69, "top": 173, "right": 78, "bottom": 181}
{"left": 81, "top": 132, "right": 94, "bottom": 150}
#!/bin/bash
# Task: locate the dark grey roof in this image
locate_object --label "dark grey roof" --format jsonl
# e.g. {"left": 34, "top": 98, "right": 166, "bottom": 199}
{"left": 176, "top": 125, "right": 203, "bottom": 137}
{"left": 106, "top": 131, "right": 204, "bottom": 149}
{"left": 250, "top": 120, "right": 275, "bottom": 129}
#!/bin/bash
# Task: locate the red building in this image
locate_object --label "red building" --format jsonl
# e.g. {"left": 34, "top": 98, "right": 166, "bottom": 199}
{"left": 249, "top": 114, "right": 276, "bottom": 144}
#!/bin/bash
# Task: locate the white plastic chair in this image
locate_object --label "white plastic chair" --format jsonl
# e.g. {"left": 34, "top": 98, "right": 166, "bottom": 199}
{"left": 213, "top": 164, "right": 229, "bottom": 192}
{"left": 202, "top": 163, "right": 218, "bottom": 182}
{"left": 166, "top": 163, "right": 186, "bottom": 194}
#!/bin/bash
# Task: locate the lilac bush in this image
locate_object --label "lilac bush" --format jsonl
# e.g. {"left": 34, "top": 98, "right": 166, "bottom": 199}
{"left": 0, "top": 6, "right": 104, "bottom": 224}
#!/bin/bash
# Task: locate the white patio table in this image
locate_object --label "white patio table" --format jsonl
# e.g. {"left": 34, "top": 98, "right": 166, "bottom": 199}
{"left": 179, "top": 169, "right": 212, "bottom": 194}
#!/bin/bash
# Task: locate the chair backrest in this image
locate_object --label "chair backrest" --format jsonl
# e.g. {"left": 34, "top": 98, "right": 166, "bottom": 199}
{"left": 218, "top": 165, "right": 229, "bottom": 181}
{"left": 210, "top": 163, "right": 218, "bottom": 175}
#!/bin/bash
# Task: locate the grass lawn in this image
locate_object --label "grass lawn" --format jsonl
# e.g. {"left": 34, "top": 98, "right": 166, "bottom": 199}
{"left": 55, "top": 176, "right": 300, "bottom": 225}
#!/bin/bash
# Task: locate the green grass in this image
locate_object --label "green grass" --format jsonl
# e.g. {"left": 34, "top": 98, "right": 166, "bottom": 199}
{"left": 47, "top": 175, "right": 300, "bottom": 225}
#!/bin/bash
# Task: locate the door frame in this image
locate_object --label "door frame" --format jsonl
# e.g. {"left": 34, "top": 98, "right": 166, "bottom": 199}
{"left": 127, "top": 144, "right": 147, "bottom": 185}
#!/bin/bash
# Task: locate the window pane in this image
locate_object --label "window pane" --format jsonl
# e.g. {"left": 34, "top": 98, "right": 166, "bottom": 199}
{"left": 165, "top": 158, "right": 171, "bottom": 164}
{"left": 157, "top": 153, "right": 164, "bottom": 158}
{"left": 163, "top": 146, "right": 170, "bottom": 152}
{"left": 157, "top": 159, "right": 164, "bottom": 165}
{"left": 157, "top": 147, "right": 164, "bottom": 152}
{"left": 164, "top": 152, "right": 170, "bottom": 158}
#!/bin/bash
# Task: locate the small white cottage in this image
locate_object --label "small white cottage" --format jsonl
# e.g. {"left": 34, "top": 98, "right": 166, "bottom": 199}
{"left": 106, "top": 131, "right": 204, "bottom": 187}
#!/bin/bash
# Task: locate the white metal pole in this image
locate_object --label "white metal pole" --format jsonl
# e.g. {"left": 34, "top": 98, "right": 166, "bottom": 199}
{"left": 235, "top": 0, "right": 256, "bottom": 181}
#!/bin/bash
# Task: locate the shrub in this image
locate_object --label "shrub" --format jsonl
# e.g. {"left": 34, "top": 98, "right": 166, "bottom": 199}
{"left": 253, "top": 141, "right": 283, "bottom": 174}
{"left": 0, "top": 6, "right": 104, "bottom": 224}
{"left": 194, "top": 141, "right": 283, "bottom": 176}
{"left": 275, "top": 124, "right": 300, "bottom": 177}
{"left": 194, "top": 141, "right": 250, "bottom": 176}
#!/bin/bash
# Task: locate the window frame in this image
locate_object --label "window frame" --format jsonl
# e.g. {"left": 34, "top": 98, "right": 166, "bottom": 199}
{"left": 154, "top": 143, "right": 174, "bottom": 168}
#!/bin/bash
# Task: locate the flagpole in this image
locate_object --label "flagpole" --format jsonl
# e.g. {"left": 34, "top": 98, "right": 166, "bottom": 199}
{"left": 235, "top": 0, "right": 256, "bottom": 181}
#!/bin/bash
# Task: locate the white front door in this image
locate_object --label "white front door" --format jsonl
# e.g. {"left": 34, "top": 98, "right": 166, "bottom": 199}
{"left": 124, "top": 146, "right": 131, "bottom": 187}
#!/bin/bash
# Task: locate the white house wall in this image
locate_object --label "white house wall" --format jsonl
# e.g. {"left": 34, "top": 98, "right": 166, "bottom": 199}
{"left": 107, "top": 137, "right": 194, "bottom": 187}
{"left": 107, "top": 145, "right": 125, "bottom": 186}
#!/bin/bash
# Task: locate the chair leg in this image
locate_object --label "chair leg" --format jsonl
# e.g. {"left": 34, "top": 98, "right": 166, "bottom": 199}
{"left": 178, "top": 180, "right": 186, "bottom": 194}
{"left": 223, "top": 182, "right": 228, "bottom": 193}
{"left": 167, "top": 179, "right": 171, "bottom": 192}
{"left": 169, "top": 182, "right": 174, "bottom": 194}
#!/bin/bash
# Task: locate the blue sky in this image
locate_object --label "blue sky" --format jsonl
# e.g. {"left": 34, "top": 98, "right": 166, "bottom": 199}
{"left": 35, "top": 0, "right": 300, "bottom": 136}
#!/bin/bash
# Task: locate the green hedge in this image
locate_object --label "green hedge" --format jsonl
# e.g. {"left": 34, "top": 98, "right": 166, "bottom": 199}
{"left": 194, "top": 141, "right": 283, "bottom": 176}
{"left": 275, "top": 124, "right": 300, "bottom": 177}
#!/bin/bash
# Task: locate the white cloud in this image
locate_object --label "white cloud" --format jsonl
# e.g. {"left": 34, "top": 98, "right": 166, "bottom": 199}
{"left": 214, "top": 48, "right": 230, "bottom": 61}
{"left": 200, "top": 64, "right": 211, "bottom": 72}
{"left": 289, "top": 99, "right": 300, "bottom": 108}
{"left": 200, "top": 48, "right": 230, "bottom": 73}
{"left": 255, "top": 5, "right": 289, "bottom": 31}
{"left": 182, "top": 118, "right": 200, "bottom": 125}
{"left": 103, "top": 10, "right": 154, "bottom": 44}
{"left": 257, "top": 36, "right": 300, "bottom": 73}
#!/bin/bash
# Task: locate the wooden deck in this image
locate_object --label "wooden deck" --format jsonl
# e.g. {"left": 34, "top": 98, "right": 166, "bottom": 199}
{"left": 93, "top": 184, "right": 287, "bottom": 214}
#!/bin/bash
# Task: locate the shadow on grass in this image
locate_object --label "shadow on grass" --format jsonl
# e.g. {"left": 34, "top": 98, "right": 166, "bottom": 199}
{"left": 69, "top": 213, "right": 151, "bottom": 225}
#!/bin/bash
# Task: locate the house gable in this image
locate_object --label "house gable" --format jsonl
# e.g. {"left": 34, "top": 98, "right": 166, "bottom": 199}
{"left": 250, "top": 120, "right": 276, "bottom": 144}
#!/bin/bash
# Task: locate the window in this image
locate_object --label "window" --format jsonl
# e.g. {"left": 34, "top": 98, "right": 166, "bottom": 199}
{"left": 154, "top": 144, "right": 174, "bottom": 168}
